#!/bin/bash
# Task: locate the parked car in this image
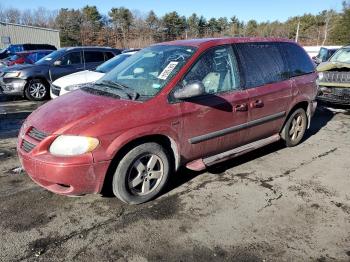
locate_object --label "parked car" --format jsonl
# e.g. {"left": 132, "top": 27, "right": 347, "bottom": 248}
{"left": 3, "top": 50, "right": 53, "bottom": 67}
{"left": 0, "top": 44, "right": 56, "bottom": 60}
{"left": 17, "top": 38, "right": 317, "bottom": 204}
{"left": 51, "top": 50, "right": 138, "bottom": 98}
{"left": 317, "top": 45, "right": 350, "bottom": 105}
{"left": 0, "top": 47, "right": 121, "bottom": 101}
{"left": 312, "top": 47, "right": 339, "bottom": 65}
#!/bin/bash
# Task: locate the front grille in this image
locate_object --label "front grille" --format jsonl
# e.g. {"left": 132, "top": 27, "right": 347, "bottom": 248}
{"left": 322, "top": 71, "right": 350, "bottom": 83}
{"left": 21, "top": 139, "right": 36, "bottom": 153}
{"left": 51, "top": 84, "right": 61, "bottom": 96}
{"left": 28, "top": 127, "right": 48, "bottom": 141}
{"left": 20, "top": 127, "right": 49, "bottom": 153}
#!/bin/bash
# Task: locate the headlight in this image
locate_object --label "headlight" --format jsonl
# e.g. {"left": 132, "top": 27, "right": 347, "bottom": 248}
{"left": 4, "top": 71, "right": 21, "bottom": 78}
{"left": 318, "top": 72, "right": 324, "bottom": 80}
{"left": 49, "top": 135, "right": 99, "bottom": 156}
{"left": 64, "top": 83, "right": 86, "bottom": 92}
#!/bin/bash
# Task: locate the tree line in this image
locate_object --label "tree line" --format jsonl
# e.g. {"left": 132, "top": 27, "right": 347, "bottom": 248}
{"left": 0, "top": 2, "right": 350, "bottom": 48}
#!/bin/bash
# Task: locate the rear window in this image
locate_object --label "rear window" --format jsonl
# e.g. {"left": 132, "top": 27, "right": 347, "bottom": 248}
{"left": 84, "top": 51, "right": 105, "bottom": 63}
{"left": 234, "top": 42, "right": 288, "bottom": 88}
{"left": 280, "top": 42, "right": 314, "bottom": 77}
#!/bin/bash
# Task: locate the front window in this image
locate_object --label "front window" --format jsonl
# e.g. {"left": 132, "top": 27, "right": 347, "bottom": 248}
{"left": 182, "top": 45, "right": 240, "bottom": 93}
{"left": 94, "top": 45, "right": 197, "bottom": 99}
{"left": 330, "top": 48, "right": 350, "bottom": 63}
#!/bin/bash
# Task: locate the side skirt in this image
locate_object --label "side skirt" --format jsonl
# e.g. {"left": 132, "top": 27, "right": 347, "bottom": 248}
{"left": 186, "top": 134, "right": 281, "bottom": 171}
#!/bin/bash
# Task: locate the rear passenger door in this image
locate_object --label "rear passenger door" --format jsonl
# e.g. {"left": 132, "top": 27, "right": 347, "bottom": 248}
{"left": 234, "top": 42, "right": 293, "bottom": 143}
{"left": 83, "top": 50, "right": 106, "bottom": 70}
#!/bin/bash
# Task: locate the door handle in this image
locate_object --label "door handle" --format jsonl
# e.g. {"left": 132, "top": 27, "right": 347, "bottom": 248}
{"left": 251, "top": 100, "right": 264, "bottom": 108}
{"left": 235, "top": 103, "right": 248, "bottom": 112}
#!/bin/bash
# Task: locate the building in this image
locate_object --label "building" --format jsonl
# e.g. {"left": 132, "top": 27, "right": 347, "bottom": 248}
{"left": 0, "top": 22, "right": 60, "bottom": 49}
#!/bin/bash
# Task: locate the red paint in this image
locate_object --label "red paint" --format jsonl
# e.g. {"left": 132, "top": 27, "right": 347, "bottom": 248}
{"left": 17, "top": 38, "right": 317, "bottom": 196}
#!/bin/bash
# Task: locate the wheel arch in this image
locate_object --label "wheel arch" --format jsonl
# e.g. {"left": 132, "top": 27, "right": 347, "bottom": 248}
{"left": 100, "top": 134, "right": 180, "bottom": 195}
{"left": 280, "top": 100, "right": 309, "bottom": 140}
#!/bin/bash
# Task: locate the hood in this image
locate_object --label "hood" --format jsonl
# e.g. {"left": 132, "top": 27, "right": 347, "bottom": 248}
{"left": 317, "top": 61, "right": 350, "bottom": 72}
{"left": 52, "top": 70, "right": 105, "bottom": 88}
{"left": 2, "top": 63, "right": 47, "bottom": 72}
{"left": 26, "top": 89, "right": 139, "bottom": 135}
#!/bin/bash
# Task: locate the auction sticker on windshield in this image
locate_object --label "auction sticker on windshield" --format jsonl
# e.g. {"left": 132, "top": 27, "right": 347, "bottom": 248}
{"left": 158, "top": 61, "right": 179, "bottom": 80}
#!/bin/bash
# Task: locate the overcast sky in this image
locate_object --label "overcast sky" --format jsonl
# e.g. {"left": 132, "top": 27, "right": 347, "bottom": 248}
{"left": 0, "top": 0, "right": 343, "bottom": 22}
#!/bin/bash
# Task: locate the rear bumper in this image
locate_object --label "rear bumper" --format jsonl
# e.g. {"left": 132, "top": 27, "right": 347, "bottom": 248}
{"left": 18, "top": 150, "right": 111, "bottom": 196}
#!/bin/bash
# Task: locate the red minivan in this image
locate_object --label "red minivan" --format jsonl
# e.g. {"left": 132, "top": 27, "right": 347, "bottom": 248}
{"left": 17, "top": 38, "right": 317, "bottom": 204}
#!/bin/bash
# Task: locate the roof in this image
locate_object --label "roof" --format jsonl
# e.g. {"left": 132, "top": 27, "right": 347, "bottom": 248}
{"left": 158, "top": 37, "right": 295, "bottom": 48}
{"left": 55, "top": 46, "right": 120, "bottom": 52}
{"left": 0, "top": 21, "right": 59, "bottom": 32}
{"left": 15, "top": 50, "right": 54, "bottom": 55}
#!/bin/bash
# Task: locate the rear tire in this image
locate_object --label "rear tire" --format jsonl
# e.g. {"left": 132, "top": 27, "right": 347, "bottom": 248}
{"left": 24, "top": 79, "right": 49, "bottom": 101}
{"left": 281, "top": 108, "right": 307, "bottom": 147}
{"left": 112, "top": 142, "right": 171, "bottom": 204}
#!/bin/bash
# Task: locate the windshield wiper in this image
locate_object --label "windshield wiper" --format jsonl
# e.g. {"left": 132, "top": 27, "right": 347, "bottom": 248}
{"left": 89, "top": 83, "right": 131, "bottom": 100}
{"left": 98, "top": 80, "right": 139, "bottom": 100}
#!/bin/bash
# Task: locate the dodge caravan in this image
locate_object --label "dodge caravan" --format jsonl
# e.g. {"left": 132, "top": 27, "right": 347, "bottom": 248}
{"left": 17, "top": 38, "right": 317, "bottom": 204}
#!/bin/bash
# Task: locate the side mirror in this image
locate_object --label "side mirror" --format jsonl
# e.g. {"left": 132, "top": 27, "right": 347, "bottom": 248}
{"left": 174, "top": 81, "right": 205, "bottom": 100}
{"left": 53, "top": 60, "right": 62, "bottom": 66}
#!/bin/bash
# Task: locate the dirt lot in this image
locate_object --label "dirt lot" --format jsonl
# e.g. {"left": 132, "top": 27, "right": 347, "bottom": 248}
{"left": 0, "top": 97, "right": 349, "bottom": 262}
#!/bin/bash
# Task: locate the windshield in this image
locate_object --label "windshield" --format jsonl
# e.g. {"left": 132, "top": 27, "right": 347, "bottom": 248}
{"left": 94, "top": 45, "right": 196, "bottom": 98}
{"left": 35, "top": 50, "right": 65, "bottom": 65}
{"left": 330, "top": 48, "right": 350, "bottom": 63}
{"left": 95, "top": 53, "right": 133, "bottom": 73}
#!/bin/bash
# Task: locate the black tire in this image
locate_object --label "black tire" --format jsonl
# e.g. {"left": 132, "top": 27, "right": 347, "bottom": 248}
{"left": 112, "top": 142, "right": 171, "bottom": 204}
{"left": 281, "top": 108, "right": 307, "bottom": 147}
{"left": 24, "top": 79, "right": 49, "bottom": 101}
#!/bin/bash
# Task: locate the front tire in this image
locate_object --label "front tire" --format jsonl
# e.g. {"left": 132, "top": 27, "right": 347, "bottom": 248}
{"left": 24, "top": 79, "right": 49, "bottom": 101}
{"left": 281, "top": 108, "right": 307, "bottom": 147}
{"left": 112, "top": 142, "right": 171, "bottom": 204}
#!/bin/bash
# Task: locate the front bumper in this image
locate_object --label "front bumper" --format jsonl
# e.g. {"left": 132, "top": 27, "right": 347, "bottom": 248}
{"left": 17, "top": 125, "right": 111, "bottom": 196}
{"left": 18, "top": 151, "right": 110, "bottom": 195}
{"left": 0, "top": 77, "right": 26, "bottom": 95}
{"left": 317, "top": 86, "right": 350, "bottom": 106}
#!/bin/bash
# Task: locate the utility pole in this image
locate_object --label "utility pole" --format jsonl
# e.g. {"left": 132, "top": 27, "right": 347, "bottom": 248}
{"left": 322, "top": 11, "right": 330, "bottom": 46}
{"left": 295, "top": 20, "right": 300, "bottom": 43}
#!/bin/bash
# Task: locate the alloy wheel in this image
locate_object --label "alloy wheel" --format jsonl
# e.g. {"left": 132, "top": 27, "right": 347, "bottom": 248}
{"left": 127, "top": 154, "right": 164, "bottom": 196}
{"left": 29, "top": 82, "right": 46, "bottom": 99}
{"left": 289, "top": 113, "right": 305, "bottom": 142}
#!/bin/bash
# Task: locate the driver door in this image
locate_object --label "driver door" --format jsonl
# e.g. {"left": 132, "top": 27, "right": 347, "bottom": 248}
{"left": 176, "top": 45, "right": 250, "bottom": 161}
{"left": 49, "top": 51, "right": 84, "bottom": 81}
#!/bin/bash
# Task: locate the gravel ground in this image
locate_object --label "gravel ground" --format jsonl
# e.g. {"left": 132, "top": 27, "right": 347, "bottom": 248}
{"left": 0, "top": 99, "right": 349, "bottom": 262}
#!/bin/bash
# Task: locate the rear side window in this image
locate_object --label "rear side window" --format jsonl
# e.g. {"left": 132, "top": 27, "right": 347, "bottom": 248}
{"left": 234, "top": 42, "right": 288, "bottom": 89}
{"left": 84, "top": 51, "right": 105, "bottom": 63}
{"left": 280, "top": 42, "right": 314, "bottom": 77}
